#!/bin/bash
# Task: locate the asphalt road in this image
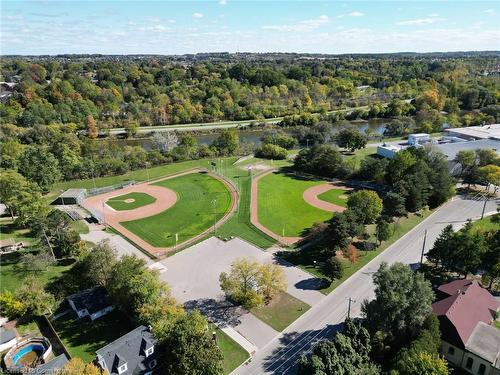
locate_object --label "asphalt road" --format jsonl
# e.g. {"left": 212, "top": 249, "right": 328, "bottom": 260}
{"left": 233, "top": 194, "right": 499, "bottom": 375}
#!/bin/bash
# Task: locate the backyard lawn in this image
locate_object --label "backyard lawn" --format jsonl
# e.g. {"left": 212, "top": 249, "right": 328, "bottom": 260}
{"left": 210, "top": 324, "right": 249, "bottom": 374}
{"left": 106, "top": 192, "right": 157, "bottom": 211}
{"left": 121, "top": 172, "right": 232, "bottom": 247}
{"left": 51, "top": 311, "right": 135, "bottom": 363}
{"left": 317, "top": 188, "right": 350, "bottom": 207}
{"left": 257, "top": 172, "right": 334, "bottom": 237}
{"left": 251, "top": 292, "right": 310, "bottom": 332}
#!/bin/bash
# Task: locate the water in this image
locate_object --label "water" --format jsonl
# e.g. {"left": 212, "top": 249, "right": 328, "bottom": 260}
{"left": 100, "top": 119, "right": 390, "bottom": 151}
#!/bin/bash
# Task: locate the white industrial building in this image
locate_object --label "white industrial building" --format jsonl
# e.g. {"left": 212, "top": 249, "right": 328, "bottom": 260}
{"left": 444, "top": 124, "right": 500, "bottom": 141}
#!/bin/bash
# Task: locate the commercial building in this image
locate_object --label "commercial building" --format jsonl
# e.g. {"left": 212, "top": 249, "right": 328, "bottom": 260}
{"left": 444, "top": 124, "right": 500, "bottom": 141}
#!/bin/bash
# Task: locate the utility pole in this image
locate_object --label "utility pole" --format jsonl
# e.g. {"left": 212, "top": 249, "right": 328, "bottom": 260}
{"left": 42, "top": 228, "right": 56, "bottom": 261}
{"left": 420, "top": 229, "right": 428, "bottom": 266}
{"left": 347, "top": 297, "right": 356, "bottom": 319}
{"left": 481, "top": 187, "right": 489, "bottom": 219}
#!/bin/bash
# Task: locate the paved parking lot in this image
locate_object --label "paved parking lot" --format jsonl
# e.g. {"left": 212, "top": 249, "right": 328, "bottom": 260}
{"left": 158, "top": 237, "right": 325, "bottom": 349}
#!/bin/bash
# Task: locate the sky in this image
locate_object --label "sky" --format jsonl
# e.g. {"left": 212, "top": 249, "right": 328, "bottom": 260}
{"left": 1, "top": 0, "right": 499, "bottom": 55}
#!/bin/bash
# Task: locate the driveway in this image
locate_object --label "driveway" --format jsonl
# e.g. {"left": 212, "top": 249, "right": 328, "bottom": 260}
{"left": 158, "top": 237, "right": 325, "bottom": 348}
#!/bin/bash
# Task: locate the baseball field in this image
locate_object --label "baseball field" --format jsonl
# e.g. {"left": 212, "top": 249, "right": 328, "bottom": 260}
{"left": 120, "top": 172, "right": 232, "bottom": 247}
{"left": 106, "top": 192, "right": 157, "bottom": 211}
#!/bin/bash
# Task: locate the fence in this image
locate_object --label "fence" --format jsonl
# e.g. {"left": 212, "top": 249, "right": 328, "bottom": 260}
{"left": 87, "top": 180, "right": 136, "bottom": 197}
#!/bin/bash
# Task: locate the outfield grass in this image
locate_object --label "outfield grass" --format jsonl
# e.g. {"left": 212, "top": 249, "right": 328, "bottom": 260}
{"left": 257, "top": 172, "right": 334, "bottom": 237}
{"left": 121, "top": 172, "right": 232, "bottom": 247}
{"left": 317, "top": 188, "right": 350, "bottom": 207}
{"left": 216, "top": 160, "right": 276, "bottom": 249}
{"left": 209, "top": 324, "right": 249, "bottom": 374}
{"left": 279, "top": 209, "right": 434, "bottom": 294}
{"left": 106, "top": 192, "right": 157, "bottom": 211}
{"left": 251, "top": 292, "right": 310, "bottom": 332}
{"left": 51, "top": 311, "right": 135, "bottom": 362}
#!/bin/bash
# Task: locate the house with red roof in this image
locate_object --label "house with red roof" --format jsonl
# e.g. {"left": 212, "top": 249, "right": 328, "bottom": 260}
{"left": 432, "top": 279, "right": 500, "bottom": 375}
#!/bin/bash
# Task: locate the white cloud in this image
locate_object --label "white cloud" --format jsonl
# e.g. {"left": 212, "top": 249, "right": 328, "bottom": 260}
{"left": 218, "top": 0, "right": 227, "bottom": 5}
{"left": 397, "top": 17, "right": 444, "bottom": 26}
{"left": 192, "top": 12, "right": 203, "bottom": 19}
{"left": 484, "top": 9, "right": 495, "bottom": 15}
{"left": 262, "top": 15, "right": 330, "bottom": 33}
{"left": 348, "top": 11, "right": 364, "bottom": 17}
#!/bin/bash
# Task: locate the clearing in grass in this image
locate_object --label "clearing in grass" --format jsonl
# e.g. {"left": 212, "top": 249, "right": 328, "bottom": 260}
{"left": 106, "top": 192, "right": 157, "bottom": 211}
{"left": 257, "top": 172, "right": 334, "bottom": 237}
{"left": 120, "top": 172, "right": 232, "bottom": 247}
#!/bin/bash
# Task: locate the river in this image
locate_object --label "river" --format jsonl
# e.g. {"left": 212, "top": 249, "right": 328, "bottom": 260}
{"left": 99, "top": 119, "right": 390, "bottom": 151}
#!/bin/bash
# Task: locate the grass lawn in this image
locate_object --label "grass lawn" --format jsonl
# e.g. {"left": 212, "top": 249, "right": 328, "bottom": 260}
{"left": 0, "top": 219, "right": 37, "bottom": 245}
{"left": 106, "top": 192, "right": 157, "bottom": 211}
{"left": 279, "top": 209, "right": 434, "bottom": 294}
{"left": 317, "top": 188, "right": 350, "bottom": 207}
{"left": 0, "top": 249, "right": 74, "bottom": 293}
{"left": 251, "top": 292, "right": 310, "bottom": 332}
{"left": 210, "top": 324, "right": 249, "bottom": 374}
{"left": 51, "top": 310, "right": 135, "bottom": 362}
{"left": 257, "top": 172, "right": 334, "bottom": 237}
{"left": 70, "top": 220, "right": 89, "bottom": 234}
{"left": 343, "top": 147, "right": 378, "bottom": 170}
{"left": 121, "top": 172, "right": 232, "bottom": 247}
{"left": 470, "top": 214, "right": 499, "bottom": 234}
{"left": 494, "top": 321, "right": 500, "bottom": 329}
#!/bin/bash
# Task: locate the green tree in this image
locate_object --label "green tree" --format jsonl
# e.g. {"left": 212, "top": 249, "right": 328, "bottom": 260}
{"left": 361, "top": 263, "right": 434, "bottom": 347}
{"left": 394, "top": 351, "right": 449, "bottom": 375}
{"left": 15, "top": 276, "right": 55, "bottom": 316}
{"left": 255, "top": 143, "right": 288, "bottom": 160}
{"left": 61, "top": 358, "right": 102, "bottom": 375}
{"left": 18, "top": 145, "right": 62, "bottom": 192}
{"left": 347, "top": 190, "right": 383, "bottom": 224}
{"left": 294, "top": 144, "right": 346, "bottom": 178}
{"left": 211, "top": 129, "right": 239, "bottom": 156}
{"left": 258, "top": 263, "right": 287, "bottom": 302}
{"left": 322, "top": 256, "right": 344, "bottom": 282}
{"left": 85, "top": 114, "right": 98, "bottom": 139}
{"left": 376, "top": 219, "right": 392, "bottom": 245}
{"left": 383, "top": 192, "right": 407, "bottom": 218}
{"left": 154, "top": 311, "right": 224, "bottom": 375}
{"left": 81, "top": 240, "right": 118, "bottom": 287}
{"left": 336, "top": 128, "right": 367, "bottom": 152}
{"left": 455, "top": 150, "right": 476, "bottom": 177}
{"left": 0, "top": 291, "right": 27, "bottom": 319}
{"left": 124, "top": 120, "right": 139, "bottom": 138}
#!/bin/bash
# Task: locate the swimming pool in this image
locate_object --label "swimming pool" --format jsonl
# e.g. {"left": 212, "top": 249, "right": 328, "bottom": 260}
{"left": 12, "top": 344, "right": 46, "bottom": 366}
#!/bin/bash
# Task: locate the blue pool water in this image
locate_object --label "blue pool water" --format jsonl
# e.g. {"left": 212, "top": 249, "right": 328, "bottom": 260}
{"left": 12, "top": 344, "right": 45, "bottom": 365}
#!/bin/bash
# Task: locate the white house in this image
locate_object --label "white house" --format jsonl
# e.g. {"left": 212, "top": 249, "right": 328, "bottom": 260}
{"left": 67, "top": 287, "right": 114, "bottom": 321}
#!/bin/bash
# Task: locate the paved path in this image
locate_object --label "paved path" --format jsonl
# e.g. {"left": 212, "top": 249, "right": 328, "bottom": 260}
{"left": 233, "top": 195, "right": 499, "bottom": 374}
{"left": 80, "top": 229, "right": 153, "bottom": 264}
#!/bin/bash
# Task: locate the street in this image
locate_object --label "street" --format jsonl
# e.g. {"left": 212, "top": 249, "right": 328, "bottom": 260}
{"left": 233, "top": 194, "right": 499, "bottom": 375}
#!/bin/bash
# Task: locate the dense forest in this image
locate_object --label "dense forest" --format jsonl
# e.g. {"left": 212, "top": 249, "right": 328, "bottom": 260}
{"left": 1, "top": 53, "right": 499, "bottom": 130}
{"left": 0, "top": 53, "right": 499, "bottom": 188}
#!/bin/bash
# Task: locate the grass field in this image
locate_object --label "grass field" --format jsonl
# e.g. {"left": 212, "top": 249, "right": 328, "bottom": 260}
{"left": 257, "top": 172, "right": 334, "bottom": 237}
{"left": 470, "top": 214, "right": 499, "bottom": 234}
{"left": 106, "top": 192, "right": 157, "bottom": 211}
{"left": 251, "top": 292, "right": 310, "bottom": 332}
{"left": 317, "top": 188, "right": 350, "bottom": 207}
{"left": 280, "top": 209, "right": 434, "bottom": 294}
{"left": 120, "top": 172, "right": 232, "bottom": 247}
{"left": 51, "top": 311, "right": 135, "bottom": 362}
{"left": 210, "top": 324, "right": 249, "bottom": 374}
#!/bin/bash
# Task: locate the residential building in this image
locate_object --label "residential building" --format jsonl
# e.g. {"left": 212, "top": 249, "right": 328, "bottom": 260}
{"left": 95, "top": 325, "right": 158, "bottom": 375}
{"left": 432, "top": 280, "right": 500, "bottom": 375}
{"left": 67, "top": 287, "right": 114, "bottom": 321}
